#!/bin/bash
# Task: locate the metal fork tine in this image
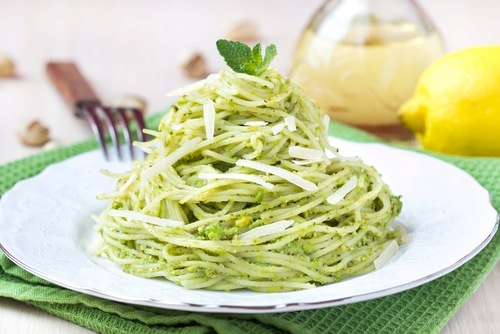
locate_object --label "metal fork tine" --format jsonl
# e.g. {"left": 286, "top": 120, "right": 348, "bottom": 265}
{"left": 116, "top": 108, "right": 135, "bottom": 159}
{"left": 100, "top": 106, "right": 123, "bottom": 160}
{"left": 81, "top": 104, "right": 147, "bottom": 161}
{"left": 82, "top": 106, "right": 109, "bottom": 160}
{"left": 130, "top": 108, "right": 147, "bottom": 142}
{"left": 126, "top": 108, "right": 147, "bottom": 159}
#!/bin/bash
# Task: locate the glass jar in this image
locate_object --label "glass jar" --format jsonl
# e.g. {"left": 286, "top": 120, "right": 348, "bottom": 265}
{"left": 290, "top": 0, "right": 445, "bottom": 140}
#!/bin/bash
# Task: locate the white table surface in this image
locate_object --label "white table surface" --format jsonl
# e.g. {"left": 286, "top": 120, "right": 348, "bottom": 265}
{"left": 0, "top": 0, "right": 499, "bottom": 333}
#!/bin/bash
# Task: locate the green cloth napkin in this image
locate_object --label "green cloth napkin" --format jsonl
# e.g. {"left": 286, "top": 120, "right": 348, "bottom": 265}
{"left": 0, "top": 114, "right": 499, "bottom": 334}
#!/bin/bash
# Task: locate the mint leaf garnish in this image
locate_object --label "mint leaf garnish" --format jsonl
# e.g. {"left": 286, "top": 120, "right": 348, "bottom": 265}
{"left": 256, "top": 44, "right": 277, "bottom": 75}
{"left": 216, "top": 39, "right": 277, "bottom": 76}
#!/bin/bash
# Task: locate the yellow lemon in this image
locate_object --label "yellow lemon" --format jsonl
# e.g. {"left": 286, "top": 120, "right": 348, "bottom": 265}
{"left": 399, "top": 46, "right": 500, "bottom": 156}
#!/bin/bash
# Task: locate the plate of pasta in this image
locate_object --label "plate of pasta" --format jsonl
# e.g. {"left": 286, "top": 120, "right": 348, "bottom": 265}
{"left": 0, "top": 136, "right": 497, "bottom": 313}
{"left": 0, "top": 40, "right": 497, "bottom": 313}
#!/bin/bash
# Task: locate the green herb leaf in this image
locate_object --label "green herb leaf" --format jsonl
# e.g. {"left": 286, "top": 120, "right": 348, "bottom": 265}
{"left": 216, "top": 39, "right": 277, "bottom": 76}
{"left": 251, "top": 43, "right": 263, "bottom": 68}
{"left": 256, "top": 44, "right": 277, "bottom": 75}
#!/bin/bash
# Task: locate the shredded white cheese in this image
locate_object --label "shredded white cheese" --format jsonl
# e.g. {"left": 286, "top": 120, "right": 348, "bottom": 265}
{"left": 166, "top": 74, "right": 219, "bottom": 96}
{"left": 289, "top": 146, "right": 325, "bottom": 160}
{"left": 239, "top": 220, "right": 295, "bottom": 241}
{"left": 236, "top": 159, "right": 318, "bottom": 191}
{"left": 323, "top": 114, "right": 330, "bottom": 140}
{"left": 141, "top": 137, "right": 202, "bottom": 181}
{"left": 327, "top": 176, "right": 358, "bottom": 204}
{"left": 108, "top": 210, "right": 184, "bottom": 227}
{"left": 89, "top": 235, "right": 105, "bottom": 254}
{"left": 398, "top": 224, "right": 411, "bottom": 244}
{"left": 291, "top": 159, "right": 326, "bottom": 166}
{"left": 198, "top": 172, "right": 274, "bottom": 189}
{"left": 325, "top": 148, "right": 360, "bottom": 162}
{"left": 243, "top": 121, "right": 268, "bottom": 127}
{"left": 203, "top": 100, "right": 215, "bottom": 140}
{"left": 284, "top": 116, "right": 297, "bottom": 131}
{"left": 374, "top": 240, "right": 399, "bottom": 269}
{"left": 271, "top": 122, "right": 286, "bottom": 135}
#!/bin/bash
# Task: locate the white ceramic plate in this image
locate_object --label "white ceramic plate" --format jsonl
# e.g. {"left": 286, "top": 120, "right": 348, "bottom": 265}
{"left": 0, "top": 138, "right": 497, "bottom": 313}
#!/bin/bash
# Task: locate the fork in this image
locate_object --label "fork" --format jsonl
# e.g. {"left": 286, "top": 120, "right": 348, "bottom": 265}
{"left": 46, "top": 62, "right": 147, "bottom": 161}
{"left": 81, "top": 105, "right": 147, "bottom": 160}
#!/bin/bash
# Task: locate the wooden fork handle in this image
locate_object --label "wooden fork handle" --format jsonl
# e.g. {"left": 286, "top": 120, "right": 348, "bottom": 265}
{"left": 46, "top": 62, "right": 101, "bottom": 117}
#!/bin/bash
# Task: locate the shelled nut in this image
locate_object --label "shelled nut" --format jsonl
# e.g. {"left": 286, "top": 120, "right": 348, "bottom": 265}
{"left": 178, "top": 49, "right": 208, "bottom": 79}
{"left": 18, "top": 120, "right": 50, "bottom": 147}
{"left": 0, "top": 54, "right": 15, "bottom": 77}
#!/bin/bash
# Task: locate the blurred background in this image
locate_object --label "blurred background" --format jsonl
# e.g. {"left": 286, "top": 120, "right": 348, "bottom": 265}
{"left": 1, "top": 0, "right": 499, "bottom": 162}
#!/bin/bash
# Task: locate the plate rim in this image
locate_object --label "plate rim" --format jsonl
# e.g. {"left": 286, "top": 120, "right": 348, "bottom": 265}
{"left": 1, "top": 221, "right": 497, "bottom": 313}
{"left": 0, "top": 138, "right": 498, "bottom": 313}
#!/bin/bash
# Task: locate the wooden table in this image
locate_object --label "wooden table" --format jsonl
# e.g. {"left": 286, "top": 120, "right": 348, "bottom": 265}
{"left": 0, "top": 0, "right": 498, "bottom": 333}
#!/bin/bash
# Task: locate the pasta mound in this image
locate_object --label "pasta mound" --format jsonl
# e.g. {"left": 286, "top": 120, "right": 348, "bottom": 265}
{"left": 94, "top": 68, "right": 402, "bottom": 292}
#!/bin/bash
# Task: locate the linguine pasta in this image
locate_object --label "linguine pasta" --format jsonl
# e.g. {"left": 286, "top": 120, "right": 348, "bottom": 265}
{"left": 93, "top": 68, "right": 403, "bottom": 292}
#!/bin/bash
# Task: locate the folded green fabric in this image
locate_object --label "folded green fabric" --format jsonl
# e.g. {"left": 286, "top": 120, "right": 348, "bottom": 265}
{"left": 0, "top": 115, "right": 499, "bottom": 334}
